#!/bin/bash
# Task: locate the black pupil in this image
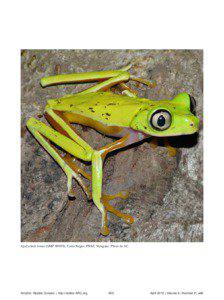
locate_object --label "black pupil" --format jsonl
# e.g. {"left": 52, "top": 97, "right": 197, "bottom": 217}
{"left": 157, "top": 115, "right": 165, "bottom": 127}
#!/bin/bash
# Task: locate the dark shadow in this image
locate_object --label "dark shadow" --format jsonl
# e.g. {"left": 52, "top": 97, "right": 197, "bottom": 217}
{"left": 106, "top": 138, "right": 150, "bottom": 159}
{"left": 106, "top": 133, "right": 199, "bottom": 160}
{"left": 50, "top": 132, "right": 199, "bottom": 164}
{"left": 167, "top": 133, "right": 199, "bottom": 148}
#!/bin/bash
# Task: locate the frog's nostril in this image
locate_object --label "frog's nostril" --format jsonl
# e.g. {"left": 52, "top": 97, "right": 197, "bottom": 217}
{"left": 190, "top": 123, "right": 194, "bottom": 127}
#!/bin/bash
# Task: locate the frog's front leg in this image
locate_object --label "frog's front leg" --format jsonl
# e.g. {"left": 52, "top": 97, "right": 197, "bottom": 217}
{"left": 149, "top": 137, "right": 177, "bottom": 157}
{"left": 93, "top": 133, "right": 145, "bottom": 235}
{"left": 164, "top": 138, "right": 177, "bottom": 157}
{"left": 101, "top": 194, "right": 134, "bottom": 225}
{"left": 91, "top": 151, "right": 109, "bottom": 235}
{"left": 91, "top": 136, "right": 131, "bottom": 236}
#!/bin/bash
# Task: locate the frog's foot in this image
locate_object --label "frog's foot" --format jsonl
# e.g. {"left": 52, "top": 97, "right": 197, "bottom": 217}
{"left": 102, "top": 190, "right": 129, "bottom": 201}
{"left": 66, "top": 168, "right": 92, "bottom": 200}
{"left": 149, "top": 137, "right": 158, "bottom": 149}
{"left": 64, "top": 153, "right": 92, "bottom": 181}
{"left": 149, "top": 138, "right": 177, "bottom": 157}
{"left": 164, "top": 138, "right": 177, "bottom": 157}
{"left": 130, "top": 76, "right": 157, "bottom": 88}
{"left": 94, "top": 191, "right": 132, "bottom": 236}
{"left": 62, "top": 153, "right": 92, "bottom": 199}
{"left": 99, "top": 216, "right": 110, "bottom": 236}
{"left": 101, "top": 192, "right": 134, "bottom": 225}
{"left": 119, "top": 83, "right": 138, "bottom": 97}
{"left": 94, "top": 191, "right": 131, "bottom": 235}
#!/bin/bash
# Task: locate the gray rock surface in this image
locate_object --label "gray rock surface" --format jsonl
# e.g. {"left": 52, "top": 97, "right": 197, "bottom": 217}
{"left": 21, "top": 50, "right": 203, "bottom": 242}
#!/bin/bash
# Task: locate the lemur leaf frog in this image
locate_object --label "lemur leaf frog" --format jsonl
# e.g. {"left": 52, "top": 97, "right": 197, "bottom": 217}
{"left": 27, "top": 64, "right": 199, "bottom": 236}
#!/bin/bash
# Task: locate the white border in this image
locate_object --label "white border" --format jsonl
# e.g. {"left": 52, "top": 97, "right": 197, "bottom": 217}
{"left": 1, "top": 0, "right": 224, "bottom": 299}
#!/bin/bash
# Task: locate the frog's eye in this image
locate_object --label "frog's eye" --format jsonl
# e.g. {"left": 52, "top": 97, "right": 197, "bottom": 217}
{"left": 150, "top": 110, "right": 171, "bottom": 131}
{"left": 189, "top": 95, "right": 196, "bottom": 115}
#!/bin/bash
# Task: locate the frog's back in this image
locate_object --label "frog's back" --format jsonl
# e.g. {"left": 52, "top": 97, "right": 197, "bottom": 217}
{"left": 48, "top": 92, "right": 148, "bottom": 127}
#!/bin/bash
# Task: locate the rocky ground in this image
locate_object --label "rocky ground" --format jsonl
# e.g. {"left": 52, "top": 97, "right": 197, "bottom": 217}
{"left": 21, "top": 49, "right": 203, "bottom": 242}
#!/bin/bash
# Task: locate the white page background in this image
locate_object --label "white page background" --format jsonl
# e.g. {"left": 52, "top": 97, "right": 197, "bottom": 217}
{"left": 1, "top": 0, "right": 223, "bottom": 299}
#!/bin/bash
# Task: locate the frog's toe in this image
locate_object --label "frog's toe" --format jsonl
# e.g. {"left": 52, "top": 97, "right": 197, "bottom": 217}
{"left": 102, "top": 197, "right": 134, "bottom": 226}
{"left": 102, "top": 190, "right": 129, "bottom": 201}
{"left": 68, "top": 186, "right": 76, "bottom": 198}
{"left": 100, "top": 225, "right": 110, "bottom": 236}
{"left": 167, "top": 147, "right": 177, "bottom": 157}
{"left": 124, "top": 214, "right": 135, "bottom": 225}
{"left": 118, "top": 190, "right": 129, "bottom": 199}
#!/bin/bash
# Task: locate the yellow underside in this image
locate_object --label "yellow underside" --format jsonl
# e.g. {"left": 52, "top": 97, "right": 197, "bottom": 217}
{"left": 64, "top": 112, "right": 124, "bottom": 136}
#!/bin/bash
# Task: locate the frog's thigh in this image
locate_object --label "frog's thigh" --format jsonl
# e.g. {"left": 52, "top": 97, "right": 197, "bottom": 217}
{"left": 26, "top": 117, "right": 93, "bottom": 196}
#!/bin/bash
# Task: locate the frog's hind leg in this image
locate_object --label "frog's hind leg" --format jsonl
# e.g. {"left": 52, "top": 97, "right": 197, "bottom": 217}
{"left": 41, "top": 68, "right": 130, "bottom": 92}
{"left": 64, "top": 154, "right": 91, "bottom": 181}
{"left": 26, "top": 117, "right": 93, "bottom": 199}
{"left": 44, "top": 111, "right": 92, "bottom": 198}
{"left": 28, "top": 111, "right": 110, "bottom": 236}
{"left": 75, "top": 73, "right": 130, "bottom": 96}
{"left": 130, "top": 76, "right": 157, "bottom": 88}
{"left": 64, "top": 154, "right": 92, "bottom": 199}
{"left": 41, "top": 64, "right": 156, "bottom": 98}
{"left": 118, "top": 83, "right": 138, "bottom": 98}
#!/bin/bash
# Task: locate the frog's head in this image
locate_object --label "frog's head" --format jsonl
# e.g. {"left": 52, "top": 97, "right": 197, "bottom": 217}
{"left": 131, "top": 92, "right": 199, "bottom": 137}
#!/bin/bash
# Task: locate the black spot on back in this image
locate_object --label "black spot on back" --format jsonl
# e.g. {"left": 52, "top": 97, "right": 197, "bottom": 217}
{"left": 88, "top": 107, "right": 95, "bottom": 113}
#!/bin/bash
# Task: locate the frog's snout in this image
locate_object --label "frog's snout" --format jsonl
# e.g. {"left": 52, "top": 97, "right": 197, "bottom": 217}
{"left": 189, "top": 117, "right": 198, "bottom": 128}
{"left": 185, "top": 115, "right": 199, "bottom": 133}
